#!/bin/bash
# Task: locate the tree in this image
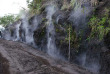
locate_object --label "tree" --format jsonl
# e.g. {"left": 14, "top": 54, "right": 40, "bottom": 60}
{"left": 65, "top": 24, "right": 78, "bottom": 61}
{"left": 68, "top": 25, "right": 71, "bottom": 61}
{"left": 27, "top": 0, "right": 43, "bottom": 14}
{"left": 0, "top": 14, "right": 19, "bottom": 27}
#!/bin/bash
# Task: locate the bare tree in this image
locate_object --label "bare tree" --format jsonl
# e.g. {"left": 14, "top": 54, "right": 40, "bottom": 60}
{"left": 68, "top": 25, "right": 71, "bottom": 61}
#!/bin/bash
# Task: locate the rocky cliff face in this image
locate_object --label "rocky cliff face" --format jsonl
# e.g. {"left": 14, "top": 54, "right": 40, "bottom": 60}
{"left": 1, "top": 0, "right": 110, "bottom": 74}
{"left": 95, "top": 0, "right": 110, "bottom": 74}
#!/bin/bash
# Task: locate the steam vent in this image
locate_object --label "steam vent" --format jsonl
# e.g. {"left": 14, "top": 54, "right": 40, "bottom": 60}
{"left": 0, "top": 0, "right": 110, "bottom": 74}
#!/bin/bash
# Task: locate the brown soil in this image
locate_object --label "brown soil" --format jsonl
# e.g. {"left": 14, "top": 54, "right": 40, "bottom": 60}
{"left": 0, "top": 53, "right": 10, "bottom": 74}
{"left": 0, "top": 39, "right": 93, "bottom": 74}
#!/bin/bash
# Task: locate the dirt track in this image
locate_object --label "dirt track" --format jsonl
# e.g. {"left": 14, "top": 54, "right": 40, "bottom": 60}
{"left": 0, "top": 39, "right": 93, "bottom": 74}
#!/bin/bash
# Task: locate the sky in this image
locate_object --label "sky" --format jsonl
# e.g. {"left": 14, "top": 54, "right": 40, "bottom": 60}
{"left": 0, "top": 0, "right": 28, "bottom": 17}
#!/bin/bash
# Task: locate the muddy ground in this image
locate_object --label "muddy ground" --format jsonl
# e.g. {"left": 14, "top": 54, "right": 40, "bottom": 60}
{"left": 0, "top": 39, "right": 93, "bottom": 74}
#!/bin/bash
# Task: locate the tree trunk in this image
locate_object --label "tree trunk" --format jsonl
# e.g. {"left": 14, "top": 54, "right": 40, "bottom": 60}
{"left": 68, "top": 25, "right": 71, "bottom": 61}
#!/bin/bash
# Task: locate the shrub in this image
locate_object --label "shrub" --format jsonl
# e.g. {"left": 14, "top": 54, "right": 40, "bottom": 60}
{"left": 27, "top": 0, "right": 42, "bottom": 14}
{"left": 0, "top": 14, "right": 19, "bottom": 27}
{"left": 88, "top": 8, "right": 110, "bottom": 40}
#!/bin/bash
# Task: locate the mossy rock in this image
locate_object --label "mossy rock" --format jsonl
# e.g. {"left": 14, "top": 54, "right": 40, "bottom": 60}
{"left": 33, "top": 26, "right": 47, "bottom": 51}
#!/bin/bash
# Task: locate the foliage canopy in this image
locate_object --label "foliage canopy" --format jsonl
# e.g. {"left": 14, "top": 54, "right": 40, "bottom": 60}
{"left": 0, "top": 14, "right": 19, "bottom": 27}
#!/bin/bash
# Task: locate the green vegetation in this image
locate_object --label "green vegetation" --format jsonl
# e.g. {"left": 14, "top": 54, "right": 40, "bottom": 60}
{"left": 70, "top": 0, "right": 76, "bottom": 7}
{"left": 27, "top": 0, "right": 42, "bottom": 15}
{"left": 88, "top": 8, "right": 110, "bottom": 40}
{"left": 0, "top": 14, "right": 19, "bottom": 27}
{"left": 61, "top": 0, "right": 76, "bottom": 10}
{"left": 65, "top": 25, "right": 78, "bottom": 49}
